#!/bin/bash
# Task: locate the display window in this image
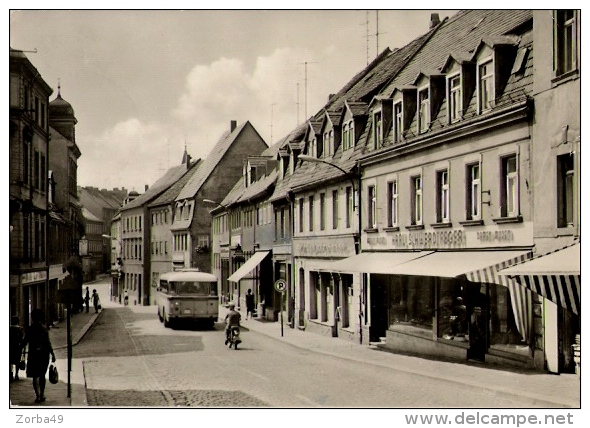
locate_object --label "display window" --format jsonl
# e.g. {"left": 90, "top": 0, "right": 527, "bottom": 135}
{"left": 388, "top": 275, "right": 434, "bottom": 339}
{"left": 488, "top": 284, "right": 529, "bottom": 355}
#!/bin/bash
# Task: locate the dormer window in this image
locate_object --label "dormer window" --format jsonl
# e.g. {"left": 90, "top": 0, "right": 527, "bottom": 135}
{"left": 418, "top": 88, "right": 430, "bottom": 133}
{"left": 322, "top": 130, "right": 334, "bottom": 157}
{"left": 393, "top": 102, "right": 403, "bottom": 143}
{"left": 342, "top": 119, "right": 355, "bottom": 151}
{"left": 342, "top": 123, "right": 349, "bottom": 150}
{"left": 309, "top": 138, "right": 317, "bottom": 158}
{"left": 448, "top": 74, "right": 462, "bottom": 123}
{"left": 373, "top": 111, "right": 383, "bottom": 148}
{"left": 478, "top": 59, "right": 494, "bottom": 112}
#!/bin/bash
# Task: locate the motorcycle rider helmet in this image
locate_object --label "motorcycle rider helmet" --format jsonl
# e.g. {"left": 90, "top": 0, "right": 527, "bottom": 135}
{"left": 228, "top": 302, "right": 236, "bottom": 309}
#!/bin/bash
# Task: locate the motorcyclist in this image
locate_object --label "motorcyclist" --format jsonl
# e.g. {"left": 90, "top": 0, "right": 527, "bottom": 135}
{"left": 224, "top": 302, "right": 241, "bottom": 345}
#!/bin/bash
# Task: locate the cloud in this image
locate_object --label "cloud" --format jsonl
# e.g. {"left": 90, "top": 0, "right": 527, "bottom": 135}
{"left": 78, "top": 45, "right": 357, "bottom": 191}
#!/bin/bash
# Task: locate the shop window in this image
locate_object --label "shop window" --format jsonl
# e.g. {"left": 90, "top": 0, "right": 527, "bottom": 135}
{"left": 387, "top": 180, "right": 398, "bottom": 227}
{"left": 557, "top": 153, "right": 575, "bottom": 228}
{"left": 388, "top": 275, "right": 434, "bottom": 337}
{"left": 309, "top": 271, "right": 319, "bottom": 320}
{"left": 438, "top": 280, "right": 469, "bottom": 342}
{"left": 466, "top": 163, "right": 481, "bottom": 220}
{"left": 500, "top": 155, "right": 518, "bottom": 218}
{"left": 554, "top": 10, "right": 578, "bottom": 77}
{"left": 489, "top": 284, "right": 528, "bottom": 353}
{"left": 436, "top": 170, "right": 450, "bottom": 223}
{"left": 411, "top": 176, "right": 422, "bottom": 225}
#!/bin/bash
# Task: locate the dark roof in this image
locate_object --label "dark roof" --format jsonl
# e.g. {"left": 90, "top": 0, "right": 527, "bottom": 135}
{"left": 148, "top": 159, "right": 202, "bottom": 208}
{"left": 122, "top": 164, "right": 189, "bottom": 210}
{"left": 237, "top": 170, "right": 279, "bottom": 204}
{"left": 220, "top": 177, "right": 246, "bottom": 208}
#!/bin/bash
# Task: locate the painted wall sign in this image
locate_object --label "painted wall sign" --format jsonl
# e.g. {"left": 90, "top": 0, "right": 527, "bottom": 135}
{"left": 293, "top": 236, "right": 356, "bottom": 258}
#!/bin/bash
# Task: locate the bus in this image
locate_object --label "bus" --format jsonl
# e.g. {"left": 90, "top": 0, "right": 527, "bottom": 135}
{"left": 156, "top": 269, "right": 219, "bottom": 328}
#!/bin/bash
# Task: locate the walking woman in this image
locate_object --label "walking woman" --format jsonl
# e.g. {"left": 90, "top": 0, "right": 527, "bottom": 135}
{"left": 22, "top": 309, "right": 56, "bottom": 403}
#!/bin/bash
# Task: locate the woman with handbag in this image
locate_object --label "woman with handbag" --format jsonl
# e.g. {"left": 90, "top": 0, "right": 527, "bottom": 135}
{"left": 21, "top": 309, "right": 56, "bottom": 403}
{"left": 9, "top": 316, "right": 25, "bottom": 381}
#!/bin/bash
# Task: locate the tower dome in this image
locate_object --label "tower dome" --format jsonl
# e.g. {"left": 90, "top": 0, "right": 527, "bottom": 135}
{"left": 49, "top": 93, "right": 75, "bottom": 118}
{"left": 48, "top": 83, "right": 77, "bottom": 142}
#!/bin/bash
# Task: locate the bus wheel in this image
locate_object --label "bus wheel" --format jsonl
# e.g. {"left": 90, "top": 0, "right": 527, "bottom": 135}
{"left": 163, "top": 310, "right": 170, "bottom": 328}
{"left": 158, "top": 309, "right": 163, "bottom": 322}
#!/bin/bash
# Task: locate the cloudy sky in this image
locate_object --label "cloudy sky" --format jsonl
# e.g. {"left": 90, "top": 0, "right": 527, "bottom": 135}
{"left": 9, "top": 8, "right": 459, "bottom": 192}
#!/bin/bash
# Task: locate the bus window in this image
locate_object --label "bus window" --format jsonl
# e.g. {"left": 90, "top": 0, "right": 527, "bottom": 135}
{"left": 159, "top": 280, "right": 169, "bottom": 293}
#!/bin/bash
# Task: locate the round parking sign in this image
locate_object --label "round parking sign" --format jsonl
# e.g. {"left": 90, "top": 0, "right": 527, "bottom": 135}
{"left": 274, "top": 279, "right": 287, "bottom": 293}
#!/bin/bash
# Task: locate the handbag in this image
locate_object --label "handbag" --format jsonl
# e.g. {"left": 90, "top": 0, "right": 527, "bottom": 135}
{"left": 18, "top": 351, "right": 26, "bottom": 371}
{"left": 48, "top": 364, "right": 59, "bottom": 384}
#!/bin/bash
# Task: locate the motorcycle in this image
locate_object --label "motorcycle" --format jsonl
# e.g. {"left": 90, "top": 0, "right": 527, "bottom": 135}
{"left": 225, "top": 326, "right": 241, "bottom": 350}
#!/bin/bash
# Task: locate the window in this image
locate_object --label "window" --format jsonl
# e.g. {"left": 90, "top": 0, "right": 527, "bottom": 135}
{"left": 310, "top": 138, "right": 317, "bottom": 158}
{"left": 466, "top": 163, "right": 481, "bottom": 220}
{"left": 557, "top": 154, "right": 575, "bottom": 228}
{"left": 319, "top": 193, "right": 326, "bottom": 230}
{"left": 418, "top": 88, "right": 430, "bottom": 133}
{"left": 34, "top": 150, "right": 40, "bottom": 189}
{"left": 479, "top": 60, "right": 494, "bottom": 112}
{"left": 411, "top": 176, "right": 422, "bottom": 225}
{"left": 555, "top": 10, "right": 577, "bottom": 76}
{"left": 449, "top": 75, "right": 462, "bottom": 122}
{"left": 500, "top": 155, "right": 518, "bottom": 218}
{"left": 23, "top": 141, "right": 30, "bottom": 185}
{"left": 345, "top": 186, "right": 353, "bottom": 228}
{"left": 437, "top": 170, "right": 450, "bottom": 223}
{"left": 387, "top": 180, "right": 398, "bottom": 227}
{"left": 367, "top": 185, "right": 377, "bottom": 229}
{"left": 394, "top": 103, "right": 403, "bottom": 143}
{"left": 373, "top": 111, "right": 383, "bottom": 147}
{"left": 332, "top": 190, "right": 339, "bottom": 229}
{"left": 40, "top": 154, "right": 46, "bottom": 193}
{"left": 298, "top": 198, "right": 304, "bottom": 232}
{"left": 342, "top": 124, "right": 348, "bottom": 151}
{"left": 347, "top": 121, "right": 354, "bottom": 149}
{"left": 308, "top": 195, "right": 314, "bottom": 232}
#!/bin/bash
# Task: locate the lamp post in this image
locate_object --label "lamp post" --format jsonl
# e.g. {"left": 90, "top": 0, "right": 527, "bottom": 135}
{"left": 298, "top": 154, "right": 364, "bottom": 344}
{"left": 102, "top": 234, "right": 122, "bottom": 302}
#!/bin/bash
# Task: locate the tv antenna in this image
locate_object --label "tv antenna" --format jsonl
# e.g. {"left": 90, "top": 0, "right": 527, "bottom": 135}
{"left": 299, "top": 61, "right": 317, "bottom": 120}
{"left": 296, "top": 83, "right": 300, "bottom": 125}
{"left": 270, "top": 103, "right": 276, "bottom": 144}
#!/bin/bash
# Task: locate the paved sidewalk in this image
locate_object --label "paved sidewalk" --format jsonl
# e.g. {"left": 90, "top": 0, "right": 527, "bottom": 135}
{"left": 223, "top": 307, "right": 581, "bottom": 408}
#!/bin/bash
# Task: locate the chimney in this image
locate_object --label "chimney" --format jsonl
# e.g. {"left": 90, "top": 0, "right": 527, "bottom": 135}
{"left": 429, "top": 13, "right": 441, "bottom": 29}
{"left": 230, "top": 120, "right": 237, "bottom": 132}
{"left": 186, "top": 154, "right": 191, "bottom": 169}
{"left": 145, "top": 184, "right": 149, "bottom": 192}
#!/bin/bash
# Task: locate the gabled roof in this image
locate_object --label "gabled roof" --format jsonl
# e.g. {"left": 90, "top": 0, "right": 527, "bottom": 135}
{"left": 82, "top": 207, "right": 102, "bottom": 223}
{"left": 122, "top": 163, "right": 189, "bottom": 211}
{"left": 413, "top": 68, "right": 445, "bottom": 85}
{"left": 220, "top": 177, "right": 246, "bottom": 208}
{"left": 176, "top": 121, "right": 263, "bottom": 201}
{"left": 441, "top": 51, "right": 474, "bottom": 72}
{"left": 343, "top": 100, "right": 369, "bottom": 119}
{"left": 148, "top": 159, "right": 202, "bottom": 208}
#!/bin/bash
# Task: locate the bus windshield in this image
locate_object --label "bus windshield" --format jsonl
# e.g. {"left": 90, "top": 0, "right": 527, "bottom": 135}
{"left": 170, "top": 281, "right": 217, "bottom": 296}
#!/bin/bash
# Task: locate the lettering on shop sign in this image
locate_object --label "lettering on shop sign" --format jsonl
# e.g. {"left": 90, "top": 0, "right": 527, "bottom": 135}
{"left": 476, "top": 230, "right": 514, "bottom": 242}
{"left": 385, "top": 230, "right": 467, "bottom": 249}
{"left": 21, "top": 271, "right": 47, "bottom": 284}
{"left": 294, "top": 241, "right": 354, "bottom": 257}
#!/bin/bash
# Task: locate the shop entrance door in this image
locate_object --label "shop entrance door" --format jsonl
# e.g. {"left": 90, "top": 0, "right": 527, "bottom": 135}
{"left": 369, "top": 275, "right": 388, "bottom": 343}
{"left": 467, "top": 287, "right": 488, "bottom": 362}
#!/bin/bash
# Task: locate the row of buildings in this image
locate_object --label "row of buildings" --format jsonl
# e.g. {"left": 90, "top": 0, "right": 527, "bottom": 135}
{"left": 204, "top": 10, "right": 580, "bottom": 374}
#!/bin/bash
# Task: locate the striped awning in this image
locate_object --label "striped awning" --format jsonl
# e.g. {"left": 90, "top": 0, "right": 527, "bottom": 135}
{"left": 499, "top": 243, "right": 581, "bottom": 315}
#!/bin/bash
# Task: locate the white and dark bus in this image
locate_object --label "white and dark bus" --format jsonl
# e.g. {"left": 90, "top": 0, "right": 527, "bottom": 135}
{"left": 156, "top": 269, "right": 218, "bottom": 328}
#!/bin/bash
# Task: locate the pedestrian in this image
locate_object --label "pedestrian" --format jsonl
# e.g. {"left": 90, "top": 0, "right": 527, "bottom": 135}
{"left": 9, "top": 316, "right": 25, "bottom": 382}
{"left": 21, "top": 309, "right": 56, "bottom": 403}
{"left": 92, "top": 289, "right": 100, "bottom": 313}
{"left": 84, "top": 287, "right": 90, "bottom": 313}
{"left": 245, "top": 289, "right": 255, "bottom": 320}
{"left": 124, "top": 289, "right": 129, "bottom": 306}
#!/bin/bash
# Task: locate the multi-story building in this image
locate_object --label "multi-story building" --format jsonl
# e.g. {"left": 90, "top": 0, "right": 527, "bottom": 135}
{"left": 147, "top": 156, "right": 202, "bottom": 305}
{"left": 119, "top": 159, "right": 193, "bottom": 306}
{"left": 80, "top": 207, "right": 104, "bottom": 282}
{"left": 9, "top": 48, "right": 53, "bottom": 325}
{"left": 172, "top": 120, "right": 267, "bottom": 273}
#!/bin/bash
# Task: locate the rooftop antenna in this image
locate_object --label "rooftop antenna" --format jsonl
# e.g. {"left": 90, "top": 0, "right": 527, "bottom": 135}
{"left": 376, "top": 10, "right": 379, "bottom": 55}
{"left": 296, "top": 83, "right": 300, "bottom": 125}
{"left": 299, "top": 61, "right": 317, "bottom": 119}
{"left": 17, "top": 48, "right": 38, "bottom": 53}
{"left": 270, "top": 103, "right": 276, "bottom": 144}
{"left": 366, "top": 11, "right": 370, "bottom": 65}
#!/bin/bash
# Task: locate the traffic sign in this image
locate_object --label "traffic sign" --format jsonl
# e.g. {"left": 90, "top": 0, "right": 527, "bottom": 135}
{"left": 274, "top": 279, "right": 287, "bottom": 293}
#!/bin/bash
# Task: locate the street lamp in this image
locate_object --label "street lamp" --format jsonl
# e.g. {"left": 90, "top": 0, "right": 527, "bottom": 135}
{"left": 298, "top": 154, "right": 364, "bottom": 345}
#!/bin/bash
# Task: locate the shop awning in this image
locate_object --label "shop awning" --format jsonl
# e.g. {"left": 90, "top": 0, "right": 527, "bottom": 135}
{"left": 228, "top": 251, "right": 270, "bottom": 282}
{"left": 382, "top": 250, "right": 532, "bottom": 279}
{"left": 498, "top": 243, "right": 580, "bottom": 314}
{"left": 328, "top": 251, "right": 433, "bottom": 274}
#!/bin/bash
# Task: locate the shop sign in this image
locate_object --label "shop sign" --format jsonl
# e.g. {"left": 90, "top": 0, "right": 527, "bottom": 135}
{"left": 21, "top": 270, "right": 47, "bottom": 284}
{"left": 293, "top": 236, "right": 356, "bottom": 258}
